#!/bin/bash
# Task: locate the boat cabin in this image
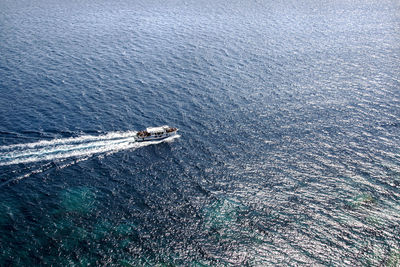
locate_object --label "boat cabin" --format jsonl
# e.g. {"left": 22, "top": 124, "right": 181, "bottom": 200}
{"left": 136, "top": 125, "right": 177, "bottom": 139}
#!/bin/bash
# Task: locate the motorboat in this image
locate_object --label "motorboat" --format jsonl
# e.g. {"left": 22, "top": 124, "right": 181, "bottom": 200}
{"left": 135, "top": 125, "right": 178, "bottom": 142}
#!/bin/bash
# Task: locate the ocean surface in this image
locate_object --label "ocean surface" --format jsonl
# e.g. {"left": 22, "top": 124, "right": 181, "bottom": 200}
{"left": 1, "top": 0, "right": 400, "bottom": 265}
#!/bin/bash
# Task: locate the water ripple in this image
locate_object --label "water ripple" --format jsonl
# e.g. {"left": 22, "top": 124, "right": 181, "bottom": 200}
{"left": 1, "top": 0, "right": 400, "bottom": 265}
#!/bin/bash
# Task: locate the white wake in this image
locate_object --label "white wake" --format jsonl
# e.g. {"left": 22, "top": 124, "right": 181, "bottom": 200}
{"left": 0, "top": 131, "right": 180, "bottom": 166}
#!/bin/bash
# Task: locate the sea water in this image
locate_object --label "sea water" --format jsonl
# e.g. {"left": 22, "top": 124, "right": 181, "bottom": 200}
{"left": 1, "top": 0, "right": 399, "bottom": 265}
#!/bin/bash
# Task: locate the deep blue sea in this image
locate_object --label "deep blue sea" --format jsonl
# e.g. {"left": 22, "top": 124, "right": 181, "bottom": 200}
{"left": 1, "top": 0, "right": 400, "bottom": 265}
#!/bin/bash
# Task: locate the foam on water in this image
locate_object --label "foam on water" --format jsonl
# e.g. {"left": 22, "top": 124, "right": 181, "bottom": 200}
{"left": 0, "top": 132, "right": 180, "bottom": 166}
{"left": 0, "top": 132, "right": 180, "bottom": 188}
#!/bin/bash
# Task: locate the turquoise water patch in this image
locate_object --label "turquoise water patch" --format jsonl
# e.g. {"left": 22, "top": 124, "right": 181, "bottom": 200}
{"left": 365, "top": 215, "right": 384, "bottom": 226}
{"left": 386, "top": 250, "right": 400, "bottom": 267}
{"left": 348, "top": 193, "right": 377, "bottom": 209}
{"left": 59, "top": 223, "right": 90, "bottom": 252}
{"left": 60, "top": 186, "right": 96, "bottom": 214}
{"left": 0, "top": 200, "right": 19, "bottom": 226}
{"left": 92, "top": 220, "right": 113, "bottom": 240}
{"left": 92, "top": 219, "right": 138, "bottom": 240}
{"left": 117, "top": 254, "right": 203, "bottom": 267}
{"left": 115, "top": 222, "right": 138, "bottom": 236}
{"left": 38, "top": 217, "right": 142, "bottom": 265}
{"left": 203, "top": 198, "right": 244, "bottom": 230}
{"left": 202, "top": 197, "right": 258, "bottom": 264}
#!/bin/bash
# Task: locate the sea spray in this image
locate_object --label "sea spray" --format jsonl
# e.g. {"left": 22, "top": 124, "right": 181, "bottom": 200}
{"left": 0, "top": 132, "right": 180, "bottom": 166}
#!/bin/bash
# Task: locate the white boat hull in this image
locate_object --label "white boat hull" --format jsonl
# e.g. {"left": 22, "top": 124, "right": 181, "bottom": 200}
{"left": 135, "top": 126, "right": 178, "bottom": 142}
{"left": 135, "top": 131, "right": 177, "bottom": 142}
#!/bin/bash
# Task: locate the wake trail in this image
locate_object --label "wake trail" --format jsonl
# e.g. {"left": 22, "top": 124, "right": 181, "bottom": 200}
{"left": 0, "top": 131, "right": 180, "bottom": 166}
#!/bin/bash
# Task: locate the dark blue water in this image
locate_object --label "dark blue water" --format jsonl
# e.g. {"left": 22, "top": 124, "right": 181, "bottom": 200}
{"left": 1, "top": 0, "right": 400, "bottom": 265}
